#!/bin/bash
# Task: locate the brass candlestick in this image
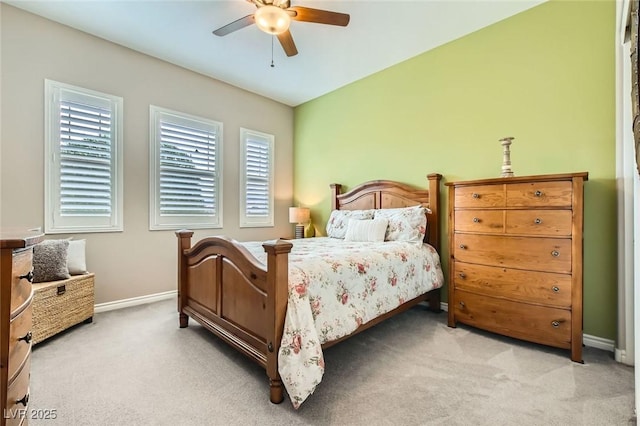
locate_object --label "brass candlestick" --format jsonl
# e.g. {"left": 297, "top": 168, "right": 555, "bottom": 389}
{"left": 500, "top": 137, "right": 515, "bottom": 177}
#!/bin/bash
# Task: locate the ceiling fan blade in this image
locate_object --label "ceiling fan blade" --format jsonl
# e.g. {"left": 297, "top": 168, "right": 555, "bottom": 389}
{"left": 213, "top": 14, "right": 255, "bottom": 36}
{"left": 288, "top": 6, "right": 350, "bottom": 26}
{"left": 277, "top": 30, "right": 298, "bottom": 57}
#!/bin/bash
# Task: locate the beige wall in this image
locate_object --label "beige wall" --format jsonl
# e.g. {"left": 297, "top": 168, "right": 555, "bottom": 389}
{"left": 0, "top": 4, "right": 294, "bottom": 304}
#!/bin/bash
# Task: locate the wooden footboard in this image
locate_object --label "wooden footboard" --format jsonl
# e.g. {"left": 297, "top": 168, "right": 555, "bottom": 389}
{"left": 176, "top": 174, "right": 443, "bottom": 406}
{"left": 176, "top": 231, "right": 292, "bottom": 403}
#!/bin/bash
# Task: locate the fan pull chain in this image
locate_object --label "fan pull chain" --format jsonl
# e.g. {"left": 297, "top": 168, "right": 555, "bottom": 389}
{"left": 270, "top": 36, "right": 275, "bottom": 68}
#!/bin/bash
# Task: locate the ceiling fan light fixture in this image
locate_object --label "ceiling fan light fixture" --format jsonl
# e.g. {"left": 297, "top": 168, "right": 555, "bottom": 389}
{"left": 254, "top": 5, "right": 291, "bottom": 35}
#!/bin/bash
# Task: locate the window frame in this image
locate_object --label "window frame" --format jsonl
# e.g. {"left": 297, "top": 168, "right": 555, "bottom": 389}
{"left": 44, "top": 79, "right": 124, "bottom": 234}
{"left": 239, "top": 127, "right": 275, "bottom": 228}
{"left": 149, "top": 105, "right": 223, "bottom": 231}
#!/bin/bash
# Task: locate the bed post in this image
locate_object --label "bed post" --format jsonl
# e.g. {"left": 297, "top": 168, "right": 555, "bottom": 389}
{"left": 176, "top": 230, "right": 194, "bottom": 328}
{"left": 426, "top": 174, "right": 442, "bottom": 252}
{"left": 426, "top": 174, "right": 442, "bottom": 313}
{"left": 262, "top": 239, "right": 293, "bottom": 404}
{"left": 330, "top": 183, "right": 342, "bottom": 210}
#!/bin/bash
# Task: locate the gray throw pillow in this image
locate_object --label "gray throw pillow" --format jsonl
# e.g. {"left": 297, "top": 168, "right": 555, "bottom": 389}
{"left": 32, "top": 239, "right": 71, "bottom": 283}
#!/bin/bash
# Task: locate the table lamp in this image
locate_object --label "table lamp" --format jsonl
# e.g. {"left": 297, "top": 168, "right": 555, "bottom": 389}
{"left": 289, "top": 207, "right": 310, "bottom": 239}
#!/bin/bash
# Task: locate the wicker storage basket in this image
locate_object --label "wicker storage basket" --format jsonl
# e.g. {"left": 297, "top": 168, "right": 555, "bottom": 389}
{"left": 31, "top": 273, "right": 95, "bottom": 344}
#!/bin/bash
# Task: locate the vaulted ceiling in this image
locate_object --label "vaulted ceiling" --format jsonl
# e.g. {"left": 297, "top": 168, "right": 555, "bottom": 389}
{"left": 6, "top": 1, "right": 545, "bottom": 106}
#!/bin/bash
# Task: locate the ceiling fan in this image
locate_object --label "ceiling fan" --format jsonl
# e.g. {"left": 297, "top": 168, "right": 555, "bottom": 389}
{"left": 212, "top": 0, "right": 350, "bottom": 57}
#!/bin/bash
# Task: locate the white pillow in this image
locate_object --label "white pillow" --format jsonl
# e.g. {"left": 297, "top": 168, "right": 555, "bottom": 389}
{"left": 67, "top": 239, "right": 88, "bottom": 275}
{"left": 326, "top": 209, "right": 375, "bottom": 239}
{"left": 344, "top": 218, "right": 389, "bottom": 242}
{"left": 374, "top": 205, "right": 427, "bottom": 243}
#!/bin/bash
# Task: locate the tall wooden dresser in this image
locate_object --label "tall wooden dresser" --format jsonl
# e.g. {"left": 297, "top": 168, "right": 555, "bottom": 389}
{"left": 446, "top": 172, "right": 588, "bottom": 362}
{"left": 1, "top": 231, "right": 43, "bottom": 425}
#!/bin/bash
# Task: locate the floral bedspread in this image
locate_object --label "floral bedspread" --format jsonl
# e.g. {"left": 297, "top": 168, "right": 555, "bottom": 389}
{"left": 241, "top": 237, "right": 444, "bottom": 409}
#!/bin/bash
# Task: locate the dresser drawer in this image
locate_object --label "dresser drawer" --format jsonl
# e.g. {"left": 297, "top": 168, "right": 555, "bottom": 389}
{"left": 454, "top": 185, "right": 504, "bottom": 208}
{"left": 8, "top": 303, "right": 31, "bottom": 382}
{"left": 505, "top": 210, "right": 572, "bottom": 236}
{"left": 454, "top": 210, "right": 504, "bottom": 233}
{"left": 454, "top": 234, "right": 572, "bottom": 274}
{"left": 5, "top": 355, "right": 30, "bottom": 426}
{"left": 506, "top": 181, "right": 572, "bottom": 207}
{"left": 452, "top": 262, "right": 571, "bottom": 307}
{"left": 11, "top": 249, "right": 33, "bottom": 314}
{"left": 452, "top": 290, "right": 571, "bottom": 348}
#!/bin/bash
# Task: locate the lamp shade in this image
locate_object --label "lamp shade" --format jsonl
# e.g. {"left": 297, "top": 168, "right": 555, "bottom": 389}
{"left": 255, "top": 5, "right": 291, "bottom": 35}
{"left": 289, "top": 207, "right": 310, "bottom": 224}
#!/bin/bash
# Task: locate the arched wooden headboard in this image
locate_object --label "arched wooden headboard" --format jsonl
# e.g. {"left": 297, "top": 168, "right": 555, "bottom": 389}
{"left": 329, "top": 173, "right": 442, "bottom": 251}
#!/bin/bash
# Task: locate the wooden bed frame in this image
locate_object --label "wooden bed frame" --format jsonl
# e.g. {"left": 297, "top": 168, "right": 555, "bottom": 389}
{"left": 175, "top": 173, "right": 442, "bottom": 404}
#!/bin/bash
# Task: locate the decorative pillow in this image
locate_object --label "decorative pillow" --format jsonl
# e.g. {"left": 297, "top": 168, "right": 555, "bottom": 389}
{"left": 344, "top": 218, "right": 389, "bottom": 242}
{"left": 374, "top": 205, "right": 427, "bottom": 243}
{"left": 32, "top": 239, "right": 70, "bottom": 283}
{"left": 326, "top": 209, "right": 375, "bottom": 239}
{"left": 67, "top": 239, "right": 88, "bottom": 275}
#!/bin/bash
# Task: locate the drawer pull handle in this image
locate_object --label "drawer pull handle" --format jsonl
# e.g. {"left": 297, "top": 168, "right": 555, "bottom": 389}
{"left": 551, "top": 250, "right": 560, "bottom": 257}
{"left": 18, "top": 331, "right": 32, "bottom": 344}
{"left": 472, "top": 193, "right": 480, "bottom": 199}
{"left": 459, "top": 244, "right": 467, "bottom": 249}
{"left": 534, "top": 218, "right": 543, "bottom": 224}
{"left": 458, "top": 273, "right": 466, "bottom": 279}
{"left": 552, "top": 286, "right": 560, "bottom": 293}
{"left": 16, "top": 393, "right": 29, "bottom": 407}
{"left": 473, "top": 217, "right": 480, "bottom": 223}
{"left": 459, "top": 301, "right": 465, "bottom": 308}
{"left": 19, "top": 270, "right": 34, "bottom": 283}
{"left": 534, "top": 190, "right": 543, "bottom": 197}
{"left": 57, "top": 285, "right": 66, "bottom": 295}
{"left": 551, "top": 320, "right": 560, "bottom": 328}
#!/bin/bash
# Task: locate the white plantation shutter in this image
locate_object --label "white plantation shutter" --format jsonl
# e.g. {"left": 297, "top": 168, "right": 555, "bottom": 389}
{"left": 150, "top": 106, "right": 222, "bottom": 230}
{"left": 245, "top": 139, "right": 270, "bottom": 216}
{"left": 45, "top": 80, "right": 123, "bottom": 233}
{"left": 59, "top": 100, "right": 113, "bottom": 216}
{"left": 240, "top": 128, "right": 274, "bottom": 227}
{"left": 159, "top": 121, "right": 217, "bottom": 215}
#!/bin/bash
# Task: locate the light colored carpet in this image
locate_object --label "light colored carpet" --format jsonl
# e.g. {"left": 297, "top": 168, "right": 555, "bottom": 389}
{"left": 28, "top": 299, "right": 634, "bottom": 425}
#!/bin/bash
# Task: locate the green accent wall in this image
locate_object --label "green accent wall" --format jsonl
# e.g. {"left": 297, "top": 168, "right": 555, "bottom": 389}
{"left": 293, "top": 0, "right": 616, "bottom": 340}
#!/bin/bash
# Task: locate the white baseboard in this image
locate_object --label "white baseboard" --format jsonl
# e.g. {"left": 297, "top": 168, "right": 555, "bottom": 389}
{"left": 615, "top": 348, "right": 629, "bottom": 364}
{"left": 584, "top": 333, "right": 616, "bottom": 352}
{"left": 94, "top": 290, "right": 177, "bottom": 313}
{"left": 439, "top": 302, "right": 616, "bottom": 352}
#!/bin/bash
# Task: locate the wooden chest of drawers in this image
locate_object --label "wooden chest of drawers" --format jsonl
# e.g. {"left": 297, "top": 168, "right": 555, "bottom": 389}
{"left": 1, "top": 231, "right": 44, "bottom": 426}
{"left": 446, "top": 173, "right": 588, "bottom": 362}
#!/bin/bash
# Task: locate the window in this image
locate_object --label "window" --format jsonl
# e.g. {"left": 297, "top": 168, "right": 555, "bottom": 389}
{"left": 44, "top": 80, "right": 123, "bottom": 233}
{"left": 149, "top": 106, "right": 222, "bottom": 230}
{"left": 239, "top": 128, "right": 274, "bottom": 227}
